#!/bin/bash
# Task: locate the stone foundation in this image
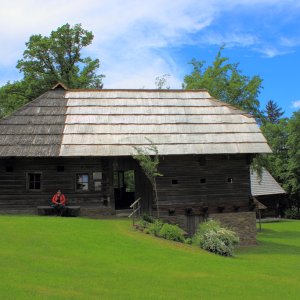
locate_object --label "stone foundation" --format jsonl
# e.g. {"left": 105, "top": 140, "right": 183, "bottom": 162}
{"left": 209, "top": 212, "right": 257, "bottom": 246}
{"left": 160, "top": 211, "right": 257, "bottom": 246}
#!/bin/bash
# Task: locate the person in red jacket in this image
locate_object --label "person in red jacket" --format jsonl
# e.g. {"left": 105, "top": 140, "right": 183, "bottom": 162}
{"left": 51, "top": 189, "right": 66, "bottom": 216}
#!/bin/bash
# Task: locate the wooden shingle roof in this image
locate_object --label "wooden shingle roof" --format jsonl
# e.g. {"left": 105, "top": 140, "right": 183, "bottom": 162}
{"left": 251, "top": 168, "right": 286, "bottom": 196}
{"left": 0, "top": 86, "right": 272, "bottom": 157}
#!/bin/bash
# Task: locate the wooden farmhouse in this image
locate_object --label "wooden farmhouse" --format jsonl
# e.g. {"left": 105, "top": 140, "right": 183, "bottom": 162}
{"left": 0, "top": 84, "right": 271, "bottom": 245}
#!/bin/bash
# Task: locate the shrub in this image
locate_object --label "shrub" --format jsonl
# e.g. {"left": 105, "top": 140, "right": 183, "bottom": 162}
{"left": 142, "top": 213, "right": 155, "bottom": 223}
{"left": 135, "top": 219, "right": 148, "bottom": 230}
{"left": 285, "top": 207, "right": 300, "bottom": 219}
{"left": 193, "top": 220, "right": 221, "bottom": 245}
{"left": 193, "top": 220, "right": 239, "bottom": 257}
{"left": 158, "top": 223, "right": 185, "bottom": 242}
{"left": 148, "top": 220, "right": 164, "bottom": 236}
{"left": 184, "top": 238, "right": 193, "bottom": 245}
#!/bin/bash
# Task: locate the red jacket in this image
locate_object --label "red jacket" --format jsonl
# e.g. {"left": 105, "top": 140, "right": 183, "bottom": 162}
{"left": 51, "top": 193, "right": 66, "bottom": 205}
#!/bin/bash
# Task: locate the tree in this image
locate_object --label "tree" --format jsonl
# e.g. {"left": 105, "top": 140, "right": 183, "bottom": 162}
{"left": 263, "top": 100, "right": 284, "bottom": 124}
{"left": 17, "top": 23, "right": 104, "bottom": 90}
{"left": 260, "top": 119, "right": 289, "bottom": 185}
{"left": 258, "top": 111, "right": 300, "bottom": 213}
{"left": 183, "top": 47, "right": 263, "bottom": 120}
{"left": 0, "top": 23, "right": 104, "bottom": 118}
{"left": 286, "top": 111, "right": 300, "bottom": 211}
{"left": 132, "top": 139, "right": 163, "bottom": 217}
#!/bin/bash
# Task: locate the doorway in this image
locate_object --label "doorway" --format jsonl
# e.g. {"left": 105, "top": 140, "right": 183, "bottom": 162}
{"left": 114, "top": 170, "right": 135, "bottom": 209}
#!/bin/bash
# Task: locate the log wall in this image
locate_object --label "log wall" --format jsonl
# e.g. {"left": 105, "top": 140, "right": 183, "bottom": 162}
{"left": 0, "top": 154, "right": 251, "bottom": 217}
{"left": 156, "top": 154, "right": 252, "bottom": 214}
{"left": 0, "top": 157, "right": 112, "bottom": 214}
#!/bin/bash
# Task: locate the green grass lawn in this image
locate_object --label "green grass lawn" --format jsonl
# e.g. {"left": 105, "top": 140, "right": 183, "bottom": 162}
{"left": 0, "top": 216, "right": 299, "bottom": 300}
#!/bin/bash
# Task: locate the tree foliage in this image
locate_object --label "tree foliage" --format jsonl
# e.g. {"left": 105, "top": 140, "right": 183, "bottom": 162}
{"left": 260, "top": 119, "right": 289, "bottom": 184}
{"left": 183, "top": 47, "right": 263, "bottom": 120}
{"left": 263, "top": 100, "right": 284, "bottom": 124}
{"left": 286, "top": 111, "right": 300, "bottom": 206}
{"left": 0, "top": 23, "right": 104, "bottom": 118}
{"left": 260, "top": 109, "right": 300, "bottom": 211}
{"left": 132, "top": 139, "right": 163, "bottom": 217}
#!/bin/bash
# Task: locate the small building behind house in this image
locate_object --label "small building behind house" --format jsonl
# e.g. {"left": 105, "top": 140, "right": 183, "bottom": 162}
{"left": 251, "top": 168, "right": 286, "bottom": 218}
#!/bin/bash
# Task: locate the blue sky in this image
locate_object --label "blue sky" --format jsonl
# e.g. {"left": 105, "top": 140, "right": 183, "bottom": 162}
{"left": 0, "top": 0, "right": 300, "bottom": 117}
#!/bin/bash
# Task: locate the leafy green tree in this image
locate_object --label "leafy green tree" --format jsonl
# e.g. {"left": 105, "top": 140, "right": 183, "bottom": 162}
{"left": 260, "top": 119, "right": 289, "bottom": 185}
{"left": 0, "top": 81, "right": 29, "bottom": 118}
{"left": 17, "top": 23, "right": 104, "bottom": 90}
{"left": 132, "top": 139, "right": 163, "bottom": 218}
{"left": 183, "top": 47, "right": 263, "bottom": 120}
{"left": 286, "top": 111, "right": 300, "bottom": 211}
{"left": 258, "top": 111, "right": 300, "bottom": 212}
{"left": 0, "top": 23, "right": 104, "bottom": 118}
{"left": 263, "top": 100, "right": 284, "bottom": 124}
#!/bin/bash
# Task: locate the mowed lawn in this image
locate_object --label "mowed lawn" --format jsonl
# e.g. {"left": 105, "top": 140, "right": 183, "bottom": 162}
{"left": 0, "top": 216, "right": 299, "bottom": 300}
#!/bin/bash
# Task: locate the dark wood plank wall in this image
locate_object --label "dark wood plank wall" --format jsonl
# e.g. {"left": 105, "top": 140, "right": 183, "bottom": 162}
{"left": 0, "top": 157, "right": 111, "bottom": 213}
{"left": 156, "top": 154, "right": 252, "bottom": 214}
{"left": 0, "top": 154, "right": 251, "bottom": 215}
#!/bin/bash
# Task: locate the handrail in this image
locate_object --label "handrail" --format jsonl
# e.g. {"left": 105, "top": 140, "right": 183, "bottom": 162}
{"left": 130, "top": 198, "right": 140, "bottom": 209}
{"left": 128, "top": 197, "right": 141, "bottom": 225}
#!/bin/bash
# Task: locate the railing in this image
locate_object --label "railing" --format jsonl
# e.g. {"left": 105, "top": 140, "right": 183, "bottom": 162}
{"left": 128, "top": 197, "right": 141, "bottom": 225}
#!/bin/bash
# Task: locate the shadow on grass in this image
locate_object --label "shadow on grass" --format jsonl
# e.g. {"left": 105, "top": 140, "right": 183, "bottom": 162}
{"left": 258, "top": 228, "right": 300, "bottom": 240}
{"left": 252, "top": 239, "right": 300, "bottom": 255}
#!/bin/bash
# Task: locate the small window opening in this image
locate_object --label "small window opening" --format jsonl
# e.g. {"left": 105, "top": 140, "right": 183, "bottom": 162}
{"left": 200, "top": 178, "right": 206, "bottom": 184}
{"left": 57, "top": 166, "right": 65, "bottom": 172}
{"left": 76, "top": 174, "right": 89, "bottom": 191}
{"left": 171, "top": 179, "right": 178, "bottom": 185}
{"left": 227, "top": 177, "right": 233, "bottom": 183}
{"left": 6, "top": 166, "right": 14, "bottom": 172}
{"left": 28, "top": 173, "right": 42, "bottom": 190}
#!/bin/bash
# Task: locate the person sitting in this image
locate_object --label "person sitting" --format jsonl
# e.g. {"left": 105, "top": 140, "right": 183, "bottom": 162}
{"left": 51, "top": 189, "right": 66, "bottom": 216}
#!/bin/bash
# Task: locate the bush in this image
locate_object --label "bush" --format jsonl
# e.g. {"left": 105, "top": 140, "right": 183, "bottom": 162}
{"left": 193, "top": 220, "right": 221, "bottom": 245}
{"left": 142, "top": 213, "right": 155, "bottom": 223}
{"left": 285, "top": 207, "right": 300, "bottom": 219}
{"left": 158, "top": 223, "right": 185, "bottom": 242}
{"left": 148, "top": 220, "right": 164, "bottom": 236}
{"left": 184, "top": 238, "right": 193, "bottom": 245}
{"left": 193, "top": 220, "right": 239, "bottom": 257}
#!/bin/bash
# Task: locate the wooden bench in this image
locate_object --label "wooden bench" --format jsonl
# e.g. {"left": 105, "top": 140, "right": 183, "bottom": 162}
{"left": 37, "top": 206, "right": 80, "bottom": 217}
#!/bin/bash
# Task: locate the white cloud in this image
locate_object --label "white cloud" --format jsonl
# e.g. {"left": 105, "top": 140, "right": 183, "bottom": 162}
{"left": 254, "top": 46, "right": 292, "bottom": 58}
{"left": 292, "top": 101, "right": 300, "bottom": 108}
{"left": 0, "top": 0, "right": 300, "bottom": 87}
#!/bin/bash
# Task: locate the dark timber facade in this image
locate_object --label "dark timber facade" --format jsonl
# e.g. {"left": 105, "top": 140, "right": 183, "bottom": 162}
{"left": 0, "top": 154, "right": 250, "bottom": 215}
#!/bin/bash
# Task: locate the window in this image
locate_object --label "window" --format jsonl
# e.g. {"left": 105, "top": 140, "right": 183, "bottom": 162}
{"left": 227, "top": 177, "right": 233, "bottom": 183}
{"left": 93, "top": 172, "right": 102, "bottom": 191}
{"left": 200, "top": 178, "right": 206, "bottom": 184}
{"left": 27, "top": 173, "right": 42, "bottom": 190}
{"left": 171, "top": 179, "right": 178, "bottom": 185}
{"left": 76, "top": 174, "right": 89, "bottom": 191}
{"left": 6, "top": 166, "right": 14, "bottom": 172}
